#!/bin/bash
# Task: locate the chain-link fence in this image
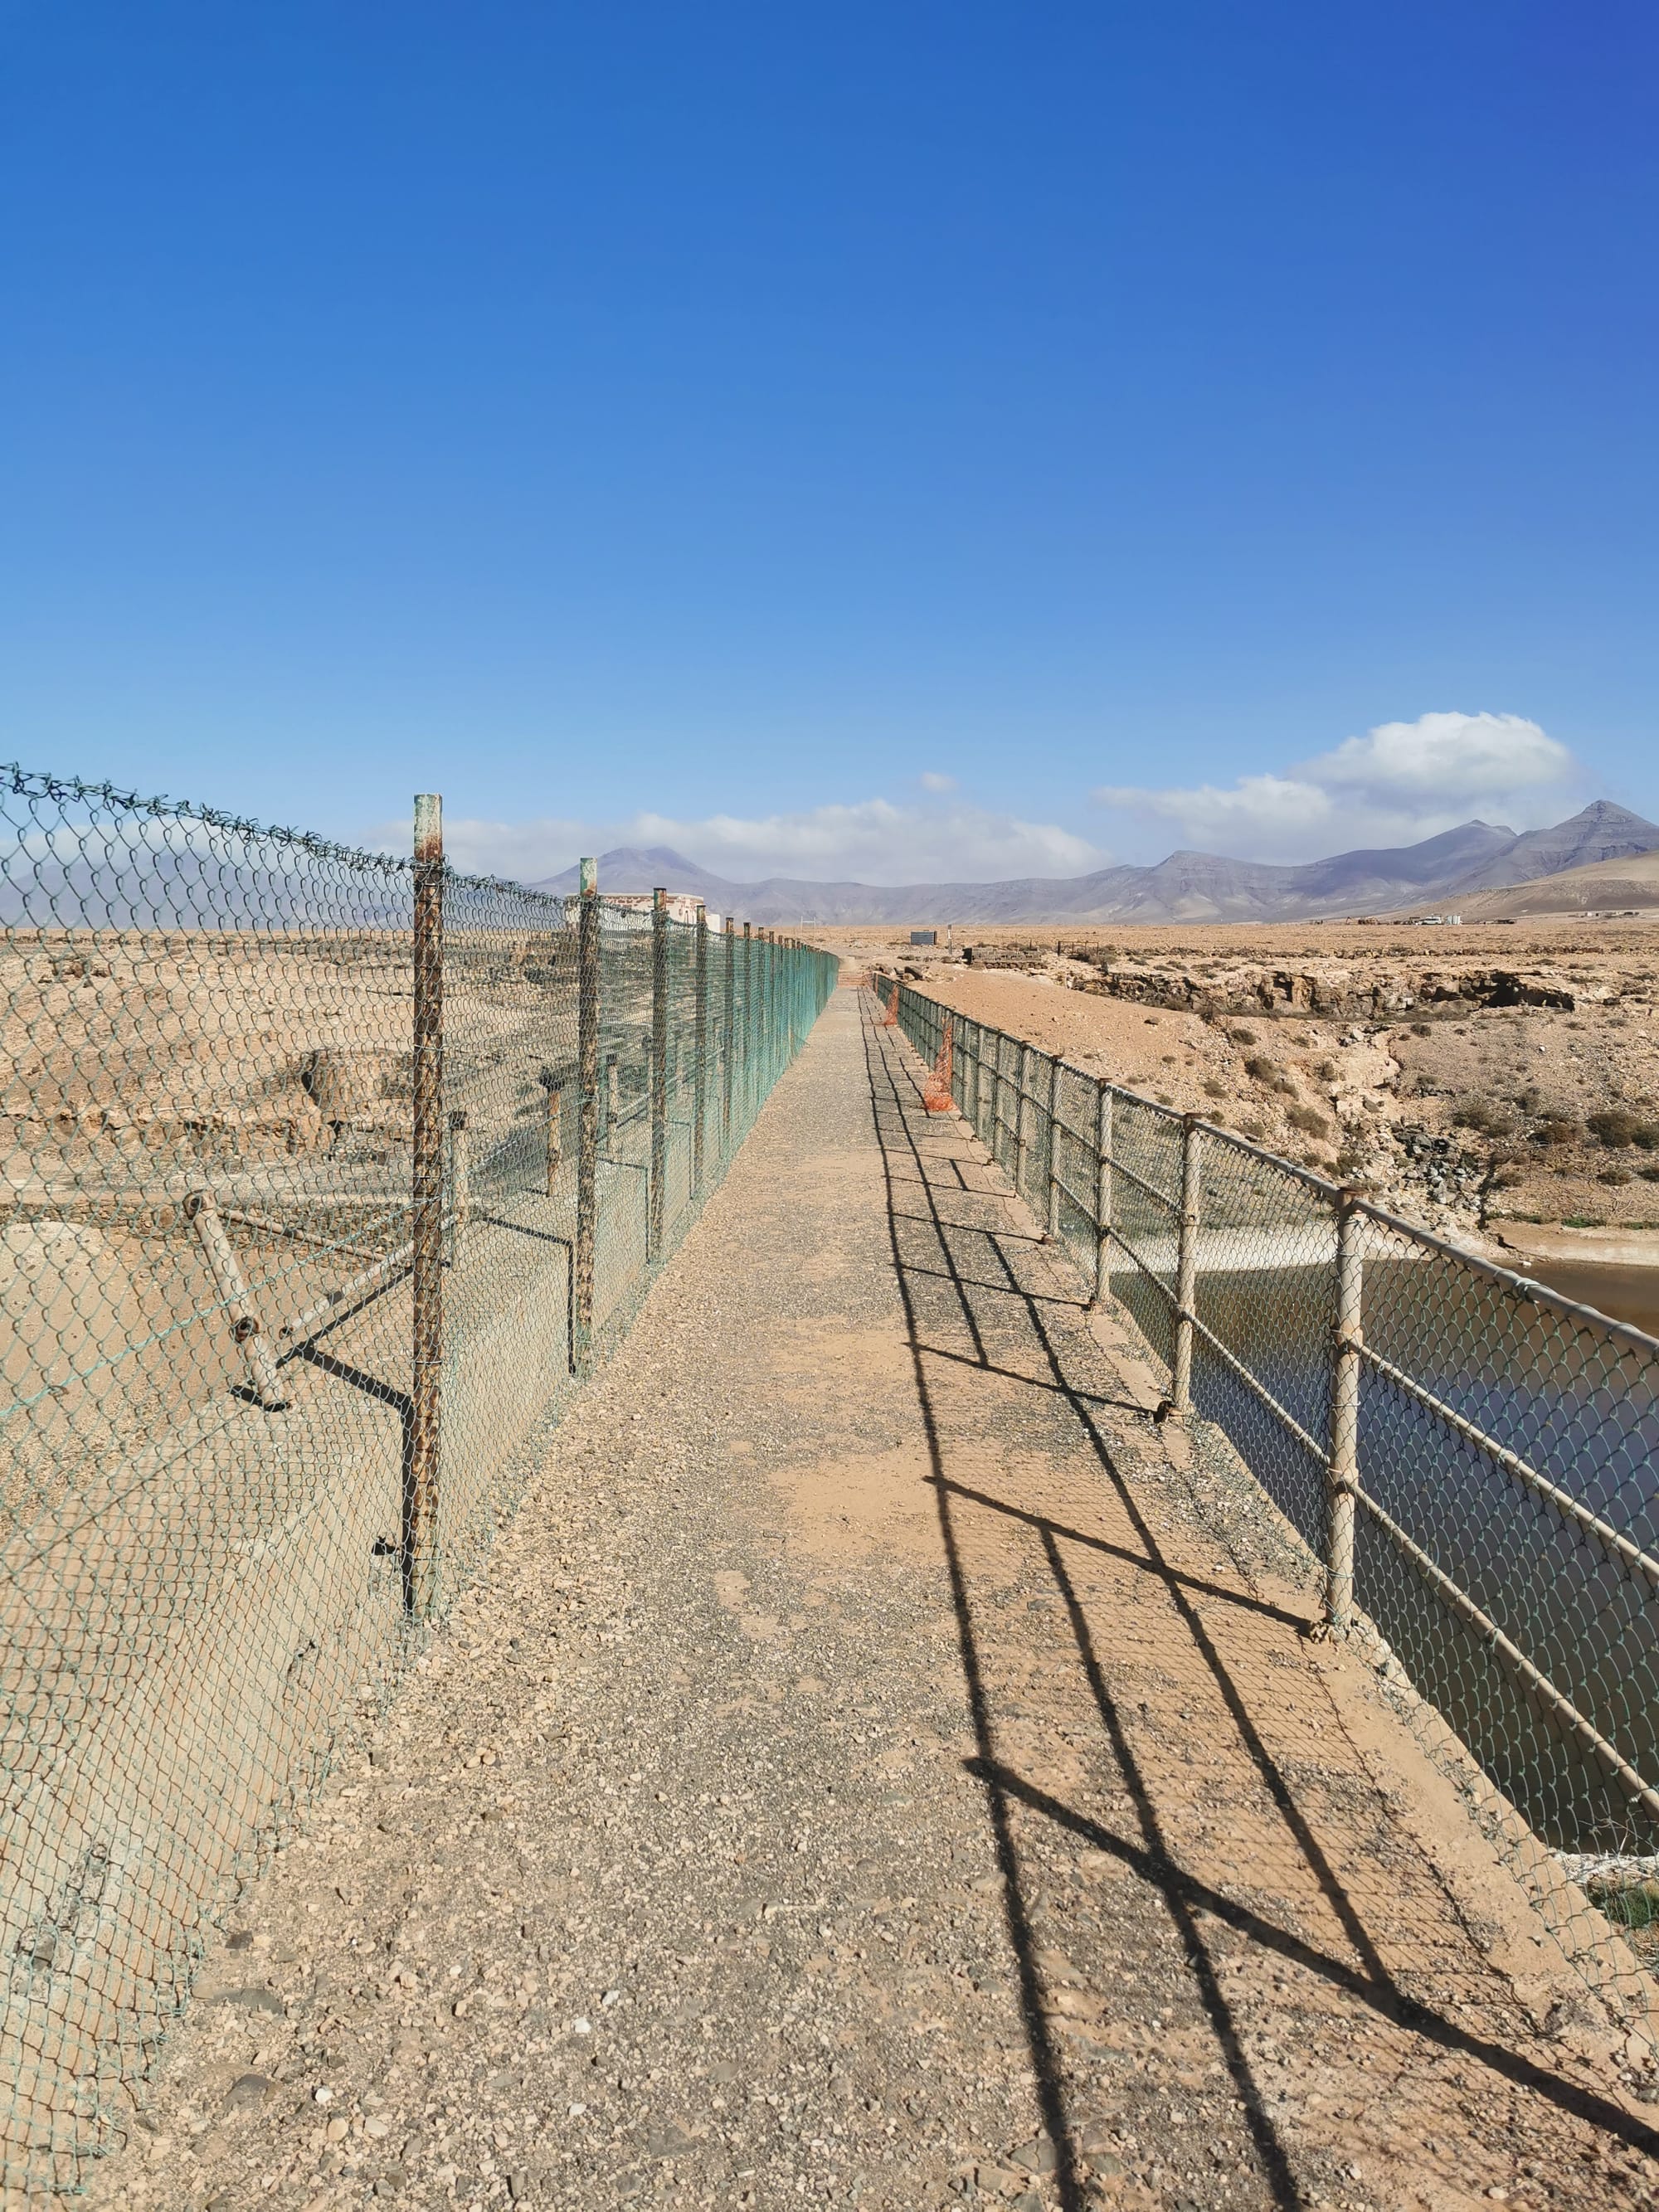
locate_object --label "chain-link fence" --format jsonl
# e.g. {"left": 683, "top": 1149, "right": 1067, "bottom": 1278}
{"left": 0, "top": 764, "right": 836, "bottom": 2196}
{"left": 883, "top": 978, "right": 1659, "bottom": 2057}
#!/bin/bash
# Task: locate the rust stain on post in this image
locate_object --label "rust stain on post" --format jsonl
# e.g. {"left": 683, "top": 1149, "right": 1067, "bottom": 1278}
{"left": 722, "top": 912, "right": 737, "bottom": 1149}
{"left": 1171, "top": 1113, "right": 1203, "bottom": 1416}
{"left": 407, "top": 791, "right": 445, "bottom": 1615}
{"left": 693, "top": 901, "right": 709, "bottom": 1192}
{"left": 1092, "top": 1081, "right": 1113, "bottom": 1308}
{"left": 1326, "top": 1186, "right": 1365, "bottom": 1635}
{"left": 742, "top": 921, "right": 754, "bottom": 1125}
{"left": 649, "top": 887, "right": 668, "bottom": 1260}
{"left": 576, "top": 857, "right": 599, "bottom": 1367}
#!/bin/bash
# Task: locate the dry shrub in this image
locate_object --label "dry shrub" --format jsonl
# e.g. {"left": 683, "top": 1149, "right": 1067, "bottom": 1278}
{"left": 1452, "top": 1098, "right": 1515, "bottom": 1138}
{"left": 1244, "top": 1055, "right": 1297, "bottom": 1097}
{"left": 1533, "top": 1119, "right": 1581, "bottom": 1148}
{"left": 1588, "top": 1106, "right": 1659, "bottom": 1149}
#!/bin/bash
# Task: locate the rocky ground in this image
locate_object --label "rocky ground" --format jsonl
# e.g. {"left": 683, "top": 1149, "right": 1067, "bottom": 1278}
{"left": 825, "top": 923, "right": 1659, "bottom": 1249}
{"left": 80, "top": 991, "right": 1656, "bottom": 2212}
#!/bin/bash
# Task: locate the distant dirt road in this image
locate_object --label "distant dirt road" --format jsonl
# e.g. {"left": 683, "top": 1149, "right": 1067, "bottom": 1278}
{"left": 88, "top": 990, "right": 1654, "bottom": 2212}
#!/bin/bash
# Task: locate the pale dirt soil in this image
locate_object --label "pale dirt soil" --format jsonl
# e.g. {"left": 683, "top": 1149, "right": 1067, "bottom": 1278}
{"left": 818, "top": 923, "right": 1659, "bottom": 1248}
{"left": 80, "top": 991, "right": 1656, "bottom": 2212}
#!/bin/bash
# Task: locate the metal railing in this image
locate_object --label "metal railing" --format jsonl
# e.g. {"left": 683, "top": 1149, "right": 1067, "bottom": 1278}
{"left": 883, "top": 978, "right": 1659, "bottom": 2042}
{"left": 0, "top": 763, "right": 837, "bottom": 2195}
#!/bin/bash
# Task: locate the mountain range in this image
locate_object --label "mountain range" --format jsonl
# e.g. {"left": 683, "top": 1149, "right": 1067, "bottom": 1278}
{"left": 533, "top": 801, "right": 1659, "bottom": 926}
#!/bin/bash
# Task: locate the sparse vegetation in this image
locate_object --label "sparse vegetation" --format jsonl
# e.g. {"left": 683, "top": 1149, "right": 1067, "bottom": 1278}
{"left": 1243, "top": 1054, "right": 1297, "bottom": 1097}
{"left": 1588, "top": 1106, "right": 1659, "bottom": 1148}
{"left": 1533, "top": 1118, "right": 1582, "bottom": 1147}
{"left": 873, "top": 916, "right": 1659, "bottom": 1240}
{"left": 1584, "top": 1874, "right": 1659, "bottom": 1968}
{"left": 1452, "top": 1098, "right": 1515, "bottom": 1137}
{"left": 1287, "top": 1102, "right": 1331, "bottom": 1139}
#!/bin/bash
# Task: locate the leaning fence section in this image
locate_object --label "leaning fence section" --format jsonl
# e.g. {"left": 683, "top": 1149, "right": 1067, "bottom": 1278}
{"left": 882, "top": 977, "right": 1659, "bottom": 2051}
{"left": 0, "top": 766, "right": 835, "bottom": 2196}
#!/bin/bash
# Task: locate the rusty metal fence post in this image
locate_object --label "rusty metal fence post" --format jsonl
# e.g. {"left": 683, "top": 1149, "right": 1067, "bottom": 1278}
{"left": 762, "top": 929, "right": 773, "bottom": 1089}
{"left": 575, "top": 856, "right": 599, "bottom": 1369}
{"left": 693, "top": 900, "right": 709, "bottom": 1192}
{"left": 1326, "top": 1187, "right": 1365, "bottom": 1635}
{"left": 773, "top": 930, "right": 783, "bottom": 1080}
{"left": 1170, "top": 1112, "right": 1202, "bottom": 1416}
{"left": 1045, "top": 1054, "right": 1062, "bottom": 1239}
{"left": 742, "top": 921, "right": 753, "bottom": 1126}
{"left": 722, "top": 913, "right": 736, "bottom": 1151}
{"left": 1092, "top": 1080, "right": 1113, "bottom": 1307}
{"left": 765, "top": 927, "right": 774, "bottom": 1094}
{"left": 649, "top": 887, "right": 668, "bottom": 1261}
{"left": 1014, "top": 1042, "right": 1032, "bottom": 1198}
{"left": 407, "top": 791, "right": 445, "bottom": 1615}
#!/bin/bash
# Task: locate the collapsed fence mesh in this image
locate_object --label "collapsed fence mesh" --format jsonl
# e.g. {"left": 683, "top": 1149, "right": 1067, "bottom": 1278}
{"left": 0, "top": 765, "right": 836, "bottom": 2195}
{"left": 883, "top": 976, "right": 1659, "bottom": 2067}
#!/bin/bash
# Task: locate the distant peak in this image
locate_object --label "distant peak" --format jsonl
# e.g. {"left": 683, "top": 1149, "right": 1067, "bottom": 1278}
{"left": 600, "top": 843, "right": 702, "bottom": 869}
{"left": 1566, "top": 799, "right": 1651, "bottom": 825}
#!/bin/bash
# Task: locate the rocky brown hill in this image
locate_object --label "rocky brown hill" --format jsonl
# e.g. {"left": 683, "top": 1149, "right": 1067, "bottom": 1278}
{"left": 839, "top": 916, "right": 1659, "bottom": 1246}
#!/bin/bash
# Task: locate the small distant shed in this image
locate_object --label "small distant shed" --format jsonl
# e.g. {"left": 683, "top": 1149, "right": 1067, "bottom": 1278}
{"left": 909, "top": 930, "right": 937, "bottom": 946}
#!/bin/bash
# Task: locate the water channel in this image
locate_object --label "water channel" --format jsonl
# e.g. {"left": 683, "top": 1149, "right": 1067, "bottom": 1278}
{"left": 1109, "top": 1249, "right": 1659, "bottom": 1857}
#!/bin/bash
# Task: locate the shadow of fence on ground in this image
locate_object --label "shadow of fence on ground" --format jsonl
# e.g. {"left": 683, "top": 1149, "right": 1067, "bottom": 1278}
{"left": 859, "top": 1001, "right": 1656, "bottom": 2201}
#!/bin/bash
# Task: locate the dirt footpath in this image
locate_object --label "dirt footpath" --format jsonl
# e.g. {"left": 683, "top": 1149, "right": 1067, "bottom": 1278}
{"left": 86, "top": 992, "right": 1654, "bottom": 2212}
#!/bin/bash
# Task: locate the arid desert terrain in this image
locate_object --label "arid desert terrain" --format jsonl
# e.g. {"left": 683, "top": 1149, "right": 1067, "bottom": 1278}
{"left": 820, "top": 917, "right": 1659, "bottom": 1282}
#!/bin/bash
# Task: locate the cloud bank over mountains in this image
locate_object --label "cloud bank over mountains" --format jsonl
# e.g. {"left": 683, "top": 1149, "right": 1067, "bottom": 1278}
{"left": 1094, "top": 711, "right": 1582, "bottom": 862}
{"left": 375, "top": 711, "right": 1588, "bottom": 886}
{"left": 415, "top": 794, "right": 1109, "bottom": 887}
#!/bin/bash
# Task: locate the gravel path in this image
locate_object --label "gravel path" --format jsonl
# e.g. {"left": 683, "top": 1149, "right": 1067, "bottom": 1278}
{"left": 85, "top": 990, "right": 1655, "bottom": 2212}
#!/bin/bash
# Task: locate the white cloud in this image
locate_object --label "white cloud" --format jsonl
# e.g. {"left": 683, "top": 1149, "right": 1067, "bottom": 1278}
{"left": 1094, "top": 711, "right": 1583, "bottom": 860}
{"left": 368, "top": 797, "right": 1108, "bottom": 887}
{"left": 917, "top": 771, "right": 958, "bottom": 793}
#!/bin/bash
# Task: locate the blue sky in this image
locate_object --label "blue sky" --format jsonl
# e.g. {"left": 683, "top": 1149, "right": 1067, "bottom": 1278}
{"left": 3, "top": 2, "right": 1656, "bottom": 882}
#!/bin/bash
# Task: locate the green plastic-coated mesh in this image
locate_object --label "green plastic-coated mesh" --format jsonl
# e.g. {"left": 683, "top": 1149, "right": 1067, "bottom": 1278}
{"left": 0, "top": 766, "right": 836, "bottom": 2195}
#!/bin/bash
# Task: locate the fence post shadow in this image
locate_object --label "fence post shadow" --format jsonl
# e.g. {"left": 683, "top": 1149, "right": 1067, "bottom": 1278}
{"left": 859, "top": 990, "right": 1659, "bottom": 2180}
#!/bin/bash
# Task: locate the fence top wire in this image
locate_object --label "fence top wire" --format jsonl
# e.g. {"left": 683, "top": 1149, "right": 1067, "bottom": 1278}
{"left": 1, "top": 759, "right": 411, "bottom": 881}
{"left": 893, "top": 977, "right": 1659, "bottom": 1365}
{"left": 0, "top": 761, "right": 760, "bottom": 934}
